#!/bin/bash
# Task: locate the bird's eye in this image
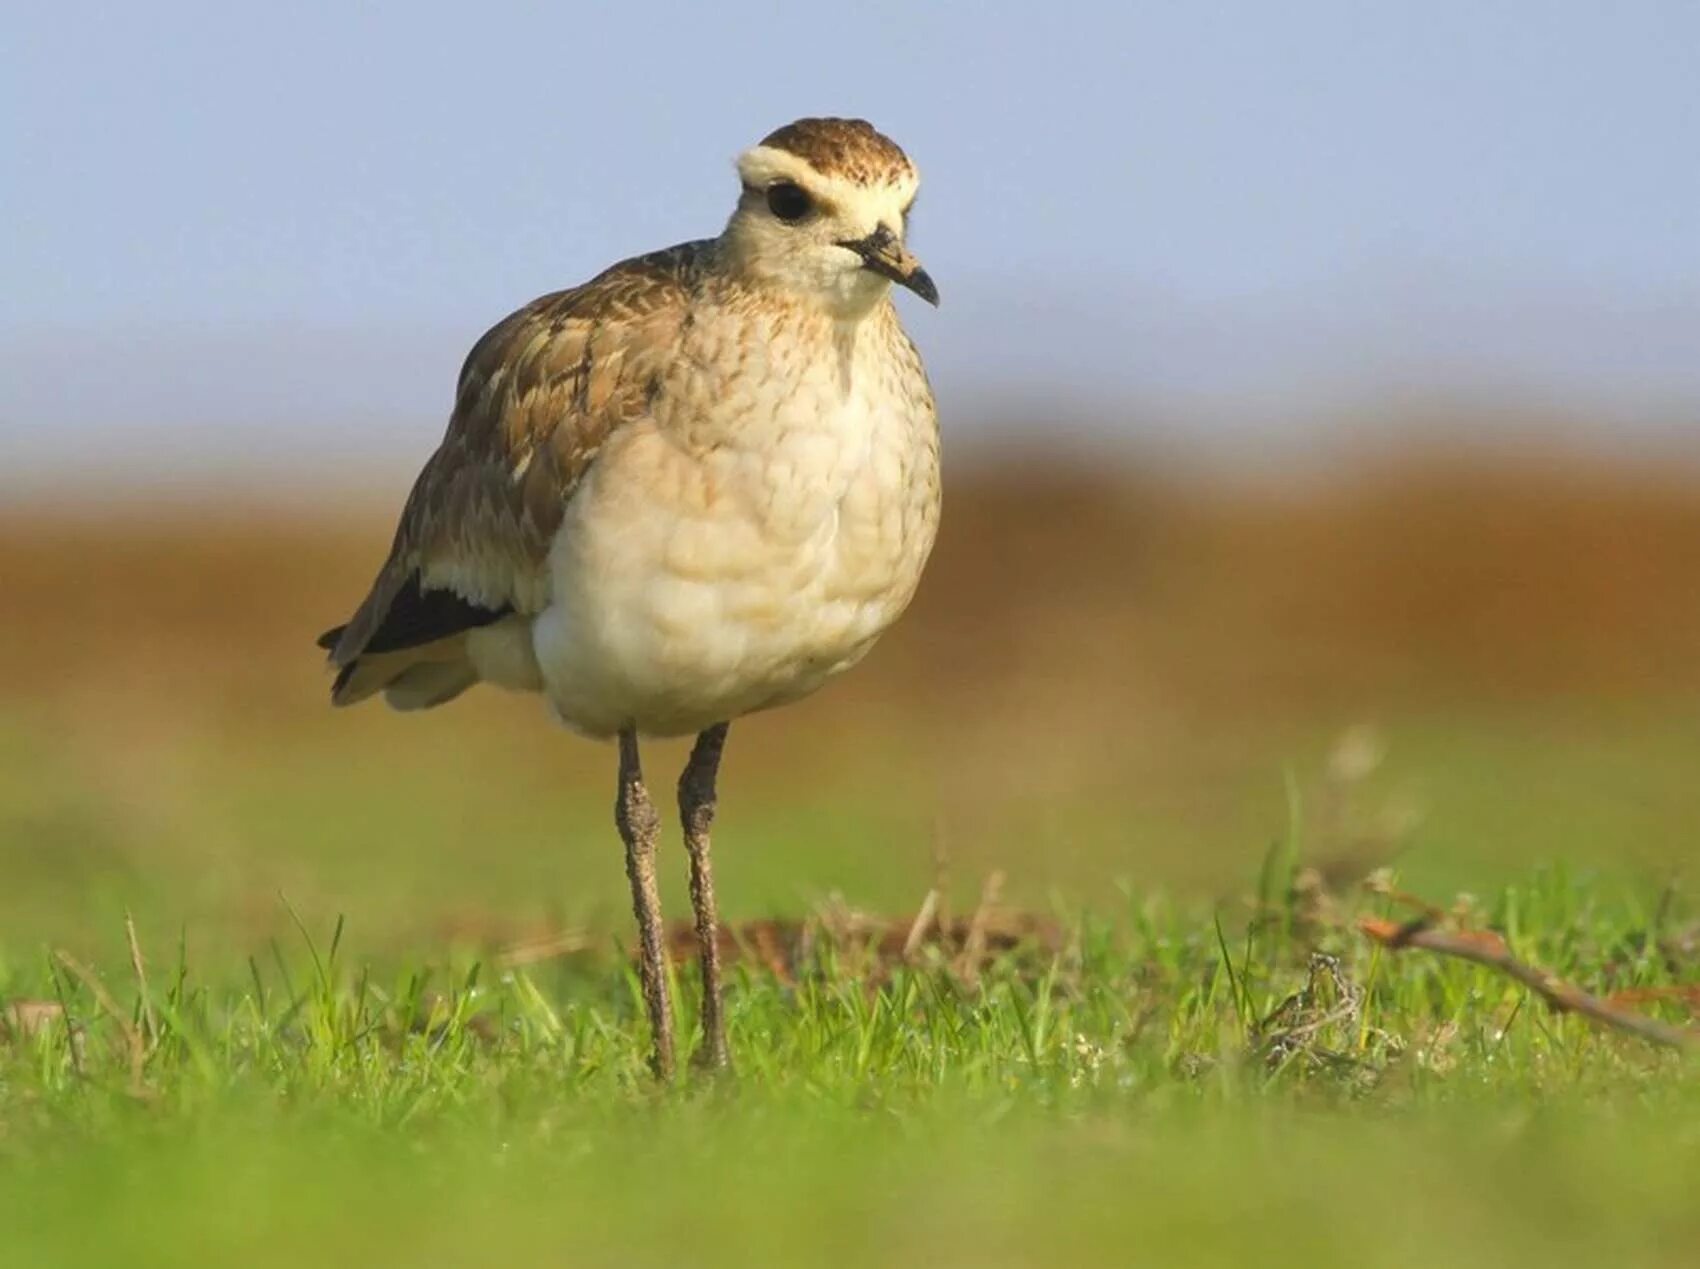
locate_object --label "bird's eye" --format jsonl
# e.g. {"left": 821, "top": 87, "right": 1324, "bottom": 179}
{"left": 766, "top": 182, "right": 813, "bottom": 223}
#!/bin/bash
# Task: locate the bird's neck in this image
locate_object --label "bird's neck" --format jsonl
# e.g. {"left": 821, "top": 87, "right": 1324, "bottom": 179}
{"left": 715, "top": 238, "right": 893, "bottom": 323}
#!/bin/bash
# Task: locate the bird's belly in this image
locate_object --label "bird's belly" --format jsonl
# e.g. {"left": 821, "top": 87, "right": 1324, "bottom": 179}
{"left": 532, "top": 423, "right": 935, "bottom": 738}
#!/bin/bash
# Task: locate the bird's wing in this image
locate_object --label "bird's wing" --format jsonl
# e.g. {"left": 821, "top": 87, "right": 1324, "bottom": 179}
{"left": 321, "top": 240, "right": 711, "bottom": 675}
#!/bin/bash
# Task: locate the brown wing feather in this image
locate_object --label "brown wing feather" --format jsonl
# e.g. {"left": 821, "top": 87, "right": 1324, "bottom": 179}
{"left": 322, "top": 240, "right": 712, "bottom": 679}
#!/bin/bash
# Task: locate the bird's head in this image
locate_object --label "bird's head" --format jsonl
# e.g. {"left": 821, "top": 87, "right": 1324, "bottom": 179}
{"left": 722, "top": 117, "right": 936, "bottom": 319}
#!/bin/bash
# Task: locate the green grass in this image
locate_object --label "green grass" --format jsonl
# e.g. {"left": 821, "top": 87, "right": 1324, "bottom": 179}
{"left": 12, "top": 462, "right": 1700, "bottom": 1261}
{"left": 3, "top": 866, "right": 1696, "bottom": 1267}
{"left": 4, "top": 697, "right": 1698, "bottom": 1264}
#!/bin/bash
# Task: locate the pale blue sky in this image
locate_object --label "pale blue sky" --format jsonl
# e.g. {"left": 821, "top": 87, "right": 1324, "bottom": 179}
{"left": 4, "top": 1, "right": 1698, "bottom": 484}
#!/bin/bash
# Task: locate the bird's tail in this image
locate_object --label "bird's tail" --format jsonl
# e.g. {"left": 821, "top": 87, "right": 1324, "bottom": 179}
{"left": 320, "top": 633, "right": 476, "bottom": 710}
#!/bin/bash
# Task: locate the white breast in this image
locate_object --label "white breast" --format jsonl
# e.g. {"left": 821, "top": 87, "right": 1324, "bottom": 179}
{"left": 528, "top": 308, "right": 939, "bottom": 738}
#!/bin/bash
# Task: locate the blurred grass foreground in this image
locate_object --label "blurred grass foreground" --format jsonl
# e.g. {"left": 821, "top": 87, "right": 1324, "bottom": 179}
{"left": 1, "top": 431, "right": 1697, "bottom": 955}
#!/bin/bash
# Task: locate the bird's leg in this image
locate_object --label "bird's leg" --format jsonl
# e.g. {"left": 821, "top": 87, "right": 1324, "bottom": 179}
{"left": 678, "top": 721, "right": 731, "bottom": 1072}
{"left": 616, "top": 727, "right": 675, "bottom": 1080}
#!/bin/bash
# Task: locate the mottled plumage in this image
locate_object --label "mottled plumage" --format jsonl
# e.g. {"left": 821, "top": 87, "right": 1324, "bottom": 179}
{"left": 321, "top": 242, "right": 715, "bottom": 704}
{"left": 322, "top": 126, "right": 940, "bottom": 732}
{"left": 319, "top": 118, "right": 940, "bottom": 1077}
{"left": 758, "top": 117, "right": 916, "bottom": 186}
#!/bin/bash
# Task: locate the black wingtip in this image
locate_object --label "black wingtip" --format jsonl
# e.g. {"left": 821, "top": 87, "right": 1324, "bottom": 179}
{"left": 331, "top": 659, "right": 358, "bottom": 701}
{"left": 317, "top": 624, "right": 346, "bottom": 652}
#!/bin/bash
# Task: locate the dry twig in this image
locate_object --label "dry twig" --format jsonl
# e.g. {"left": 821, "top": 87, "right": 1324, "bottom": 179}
{"left": 125, "top": 910, "right": 158, "bottom": 1049}
{"left": 55, "top": 950, "right": 150, "bottom": 1095}
{"left": 1, "top": 1000, "right": 68, "bottom": 1042}
{"left": 494, "top": 929, "right": 593, "bottom": 969}
{"left": 957, "top": 870, "right": 1006, "bottom": 986}
{"left": 1359, "top": 916, "right": 1696, "bottom": 1053}
{"left": 901, "top": 888, "right": 941, "bottom": 961}
{"left": 1605, "top": 985, "right": 1700, "bottom": 1013}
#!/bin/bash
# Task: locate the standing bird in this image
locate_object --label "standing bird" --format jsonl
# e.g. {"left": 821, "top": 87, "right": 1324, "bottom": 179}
{"left": 318, "top": 118, "right": 941, "bottom": 1077}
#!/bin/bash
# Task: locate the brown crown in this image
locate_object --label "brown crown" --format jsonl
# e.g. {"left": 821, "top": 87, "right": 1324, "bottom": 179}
{"left": 758, "top": 117, "right": 914, "bottom": 186}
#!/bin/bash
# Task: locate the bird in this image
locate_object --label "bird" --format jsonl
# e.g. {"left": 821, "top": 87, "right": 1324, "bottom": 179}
{"left": 317, "top": 117, "right": 941, "bottom": 1078}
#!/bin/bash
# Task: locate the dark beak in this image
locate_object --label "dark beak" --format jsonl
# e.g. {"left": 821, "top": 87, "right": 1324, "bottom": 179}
{"left": 839, "top": 225, "right": 939, "bottom": 306}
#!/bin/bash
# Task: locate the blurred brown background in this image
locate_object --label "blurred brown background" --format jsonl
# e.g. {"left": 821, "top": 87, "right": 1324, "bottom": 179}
{"left": 5, "top": 422, "right": 1697, "bottom": 957}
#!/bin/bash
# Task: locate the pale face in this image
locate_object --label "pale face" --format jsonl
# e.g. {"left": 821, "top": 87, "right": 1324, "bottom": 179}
{"left": 723, "top": 145, "right": 935, "bottom": 319}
